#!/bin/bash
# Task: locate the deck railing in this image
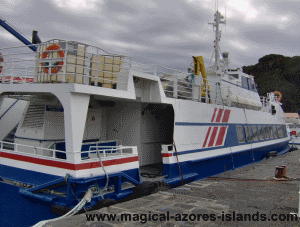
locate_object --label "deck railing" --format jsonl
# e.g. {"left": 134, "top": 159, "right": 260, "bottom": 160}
{"left": 0, "top": 41, "right": 265, "bottom": 106}
{"left": 0, "top": 140, "right": 137, "bottom": 163}
{"left": 0, "top": 40, "right": 131, "bottom": 90}
{"left": 260, "top": 96, "right": 270, "bottom": 107}
{"left": 85, "top": 145, "right": 137, "bottom": 160}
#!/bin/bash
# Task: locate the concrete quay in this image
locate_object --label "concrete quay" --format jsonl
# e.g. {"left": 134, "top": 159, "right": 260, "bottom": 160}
{"left": 46, "top": 149, "right": 300, "bottom": 227}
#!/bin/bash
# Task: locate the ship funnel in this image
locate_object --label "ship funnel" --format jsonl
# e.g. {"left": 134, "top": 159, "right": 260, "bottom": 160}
{"left": 32, "top": 30, "right": 41, "bottom": 44}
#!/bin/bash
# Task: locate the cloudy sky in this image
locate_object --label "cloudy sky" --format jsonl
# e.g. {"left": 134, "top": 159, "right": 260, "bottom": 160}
{"left": 0, "top": 0, "right": 298, "bottom": 72}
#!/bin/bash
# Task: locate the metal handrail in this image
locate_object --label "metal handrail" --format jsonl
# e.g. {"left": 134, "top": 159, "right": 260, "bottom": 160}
{"left": 0, "top": 140, "right": 137, "bottom": 163}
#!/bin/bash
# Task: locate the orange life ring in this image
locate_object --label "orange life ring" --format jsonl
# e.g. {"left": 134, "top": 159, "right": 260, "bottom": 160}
{"left": 41, "top": 44, "right": 65, "bottom": 74}
{"left": 273, "top": 91, "right": 282, "bottom": 102}
{"left": 0, "top": 52, "right": 3, "bottom": 74}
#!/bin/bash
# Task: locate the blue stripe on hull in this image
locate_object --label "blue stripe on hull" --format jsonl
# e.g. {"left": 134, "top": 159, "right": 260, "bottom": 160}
{"left": 163, "top": 141, "right": 290, "bottom": 186}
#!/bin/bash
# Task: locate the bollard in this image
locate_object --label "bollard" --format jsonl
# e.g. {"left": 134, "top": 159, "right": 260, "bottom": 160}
{"left": 281, "top": 165, "right": 286, "bottom": 178}
{"left": 275, "top": 166, "right": 284, "bottom": 178}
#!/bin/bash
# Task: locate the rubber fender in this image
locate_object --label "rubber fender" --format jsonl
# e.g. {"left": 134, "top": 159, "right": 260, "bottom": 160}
{"left": 51, "top": 204, "right": 94, "bottom": 216}
{"left": 92, "top": 199, "right": 117, "bottom": 210}
{"left": 133, "top": 181, "right": 171, "bottom": 196}
{"left": 51, "top": 205, "right": 72, "bottom": 216}
{"left": 267, "top": 151, "right": 278, "bottom": 159}
{"left": 51, "top": 204, "right": 92, "bottom": 216}
{"left": 289, "top": 147, "right": 298, "bottom": 152}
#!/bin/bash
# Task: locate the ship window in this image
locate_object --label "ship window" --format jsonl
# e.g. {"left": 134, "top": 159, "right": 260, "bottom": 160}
{"left": 258, "top": 125, "right": 264, "bottom": 140}
{"left": 282, "top": 125, "right": 287, "bottom": 137}
{"left": 273, "top": 125, "right": 278, "bottom": 138}
{"left": 229, "top": 74, "right": 239, "bottom": 79}
{"left": 245, "top": 126, "right": 253, "bottom": 142}
{"left": 236, "top": 125, "right": 245, "bottom": 143}
{"left": 251, "top": 125, "right": 259, "bottom": 141}
{"left": 242, "top": 76, "right": 248, "bottom": 89}
{"left": 268, "top": 126, "right": 274, "bottom": 139}
{"left": 277, "top": 125, "right": 283, "bottom": 138}
{"left": 248, "top": 79, "right": 256, "bottom": 91}
{"left": 264, "top": 126, "right": 270, "bottom": 139}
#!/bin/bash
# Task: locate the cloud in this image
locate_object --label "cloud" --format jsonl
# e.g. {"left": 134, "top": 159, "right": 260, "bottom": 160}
{"left": 52, "top": 0, "right": 103, "bottom": 15}
{"left": 1, "top": 0, "right": 23, "bottom": 13}
{"left": 0, "top": 31, "right": 20, "bottom": 43}
{"left": 1, "top": 0, "right": 300, "bottom": 72}
{"left": 98, "top": 39, "right": 150, "bottom": 52}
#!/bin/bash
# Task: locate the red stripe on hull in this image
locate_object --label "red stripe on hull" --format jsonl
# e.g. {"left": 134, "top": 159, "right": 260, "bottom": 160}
{"left": 203, "top": 126, "right": 212, "bottom": 148}
{"left": 211, "top": 108, "right": 217, "bottom": 122}
{"left": 222, "top": 109, "right": 231, "bottom": 123}
{"left": 215, "top": 109, "right": 224, "bottom": 122}
{"left": 208, "top": 127, "right": 218, "bottom": 147}
{"left": 215, "top": 126, "right": 227, "bottom": 146}
{"left": 0, "top": 151, "right": 138, "bottom": 170}
{"left": 162, "top": 153, "right": 173, "bottom": 157}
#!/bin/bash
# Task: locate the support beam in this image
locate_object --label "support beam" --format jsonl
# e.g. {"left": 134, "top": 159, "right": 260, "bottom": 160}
{"left": 55, "top": 92, "right": 90, "bottom": 164}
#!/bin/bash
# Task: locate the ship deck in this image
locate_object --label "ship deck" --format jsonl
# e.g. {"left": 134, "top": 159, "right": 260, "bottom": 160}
{"left": 45, "top": 149, "right": 300, "bottom": 227}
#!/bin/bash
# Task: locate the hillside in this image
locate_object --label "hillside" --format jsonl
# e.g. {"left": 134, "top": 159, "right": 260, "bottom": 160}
{"left": 242, "top": 54, "right": 300, "bottom": 113}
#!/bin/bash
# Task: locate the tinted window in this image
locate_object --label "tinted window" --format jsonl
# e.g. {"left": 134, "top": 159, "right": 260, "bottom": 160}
{"left": 229, "top": 74, "right": 239, "bottom": 79}
{"left": 236, "top": 126, "right": 245, "bottom": 143}
{"left": 282, "top": 125, "right": 287, "bottom": 137}
{"left": 268, "top": 126, "right": 273, "bottom": 139}
{"left": 242, "top": 76, "right": 248, "bottom": 89}
{"left": 251, "top": 125, "right": 259, "bottom": 141}
{"left": 273, "top": 125, "right": 278, "bottom": 138}
{"left": 244, "top": 126, "right": 253, "bottom": 142}
{"left": 248, "top": 78, "right": 256, "bottom": 91}
{"left": 277, "top": 126, "right": 283, "bottom": 138}
{"left": 258, "top": 125, "right": 264, "bottom": 140}
{"left": 264, "top": 126, "right": 269, "bottom": 139}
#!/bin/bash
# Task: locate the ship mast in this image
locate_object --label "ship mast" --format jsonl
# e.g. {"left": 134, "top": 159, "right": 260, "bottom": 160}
{"left": 209, "top": 9, "right": 226, "bottom": 70}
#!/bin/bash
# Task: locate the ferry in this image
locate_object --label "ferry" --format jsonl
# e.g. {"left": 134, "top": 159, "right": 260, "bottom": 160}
{"left": 285, "top": 113, "right": 300, "bottom": 149}
{"left": 0, "top": 10, "right": 290, "bottom": 227}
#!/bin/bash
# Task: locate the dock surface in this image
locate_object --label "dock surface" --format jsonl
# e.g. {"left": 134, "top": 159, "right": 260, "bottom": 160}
{"left": 46, "top": 150, "right": 300, "bottom": 227}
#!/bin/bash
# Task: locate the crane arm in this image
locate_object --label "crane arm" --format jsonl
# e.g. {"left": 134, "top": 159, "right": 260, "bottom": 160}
{"left": 193, "top": 56, "right": 209, "bottom": 88}
{"left": 193, "top": 56, "right": 211, "bottom": 102}
{"left": 0, "top": 18, "right": 36, "bottom": 52}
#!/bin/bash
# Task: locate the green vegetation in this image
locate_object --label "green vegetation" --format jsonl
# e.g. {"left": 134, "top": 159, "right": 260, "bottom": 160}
{"left": 242, "top": 54, "right": 300, "bottom": 112}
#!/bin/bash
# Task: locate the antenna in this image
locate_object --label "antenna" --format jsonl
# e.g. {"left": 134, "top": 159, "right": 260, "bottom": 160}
{"left": 208, "top": 4, "right": 226, "bottom": 71}
{"left": 225, "top": 5, "right": 227, "bottom": 24}
{"left": 215, "top": 0, "right": 218, "bottom": 11}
